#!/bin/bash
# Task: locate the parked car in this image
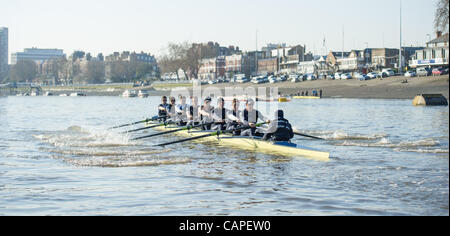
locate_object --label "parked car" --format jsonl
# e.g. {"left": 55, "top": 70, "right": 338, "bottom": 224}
{"left": 340, "top": 73, "right": 352, "bottom": 80}
{"left": 236, "top": 77, "right": 250, "bottom": 83}
{"left": 416, "top": 67, "right": 431, "bottom": 77}
{"left": 208, "top": 80, "right": 218, "bottom": 85}
{"left": 432, "top": 67, "right": 446, "bottom": 76}
{"left": 306, "top": 74, "right": 316, "bottom": 81}
{"left": 382, "top": 68, "right": 395, "bottom": 77}
{"left": 404, "top": 71, "right": 416, "bottom": 77}
{"left": 354, "top": 73, "right": 368, "bottom": 81}
{"left": 334, "top": 73, "right": 342, "bottom": 80}
{"left": 366, "top": 72, "right": 378, "bottom": 79}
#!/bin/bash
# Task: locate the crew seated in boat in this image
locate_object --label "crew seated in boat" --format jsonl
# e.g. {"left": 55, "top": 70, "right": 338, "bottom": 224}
{"left": 211, "top": 97, "right": 228, "bottom": 131}
{"left": 175, "top": 95, "right": 188, "bottom": 126}
{"left": 158, "top": 96, "right": 171, "bottom": 122}
{"left": 241, "top": 98, "right": 270, "bottom": 137}
{"left": 165, "top": 96, "right": 177, "bottom": 123}
{"left": 199, "top": 97, "right": 214, "bottom": 130}
{"left": 226, "top": 98, "right": 242, "bottom": 135}
{"left": 261, "top": 110, "right": 294, "bottom": 142}
{"left": 187, "top": 96, "right": 200, "bottom": 126}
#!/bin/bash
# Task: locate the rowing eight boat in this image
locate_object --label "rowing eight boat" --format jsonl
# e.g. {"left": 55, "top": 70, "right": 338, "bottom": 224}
{"left": 143, "top": 122, "right": 330, "bottom": 161}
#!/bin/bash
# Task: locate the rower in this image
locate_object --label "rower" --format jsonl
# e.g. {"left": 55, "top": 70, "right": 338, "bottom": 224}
{"left": 241, "top": 98, "right": 270, "bottom": 137}
{"left": 211, "top": 97, "right": 228, "bottom": 131}
{"left": 167, "top": 96, "right": 177, "bottom": 122}
{"left": 175, "top": 95, "right": 188, "bottom": 125}
{"left": 261, "top": 110, "right": 294, "bottom": 142}
{"left": 187, "top": 96, "right": 200, "bottom": 126}
{"left": 226, "top": 98, "right": 242, "bottom": 135}
{"left": 158, "top": 96, "right": 171, "bottom": 122}
{"left": 198, "top": 97, "right": 214, "bottom": 130}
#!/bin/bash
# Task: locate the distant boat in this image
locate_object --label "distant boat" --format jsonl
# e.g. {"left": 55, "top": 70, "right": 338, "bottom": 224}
{"left": 59, "top": 93, "right": 68, "bottom": 97}
{"left": 292, "top": 96, "right": 321, "bottom": 99}
{"left": 122, "top": 90, "right": 137, "bottom": 98}
{"left": 138, "top": 90, "right": 149, "bottom": 98}
{"left": 30, "top": 91, "right": 39, "bottom": 96}
{"left": 70, "top": 92, "right": 86, "bottom": 97}
{"left": 44, "top": 92, "right": 53, "bottom": 96}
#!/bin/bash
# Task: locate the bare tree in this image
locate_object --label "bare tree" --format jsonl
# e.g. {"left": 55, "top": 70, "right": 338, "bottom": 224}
{"left": 158, "top": 42, "right": 201, "bottom": 79}
{"left": 435, "top": 0, "right": 449, "bottom": 33}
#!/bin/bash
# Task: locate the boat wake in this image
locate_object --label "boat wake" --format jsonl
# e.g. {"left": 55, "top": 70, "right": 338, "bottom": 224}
{"left": 336, "top": 138, "right": 440, "bottom": 148}
{"left": 56, "top": 155, "right": 191, "bottom": 168}
{"left": 334, "top": 137, "right": 448, "bottom": 155}
{"left": 295, "top": 129, "right": 388, "bottom": 140}
{"left": 33, "top": 125, "right": 187, "bottom": 167}
{"left": 295, "top": 128, "right": 447, "bottom": 155}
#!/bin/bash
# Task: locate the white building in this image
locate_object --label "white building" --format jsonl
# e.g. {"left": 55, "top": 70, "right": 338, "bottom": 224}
{"left": 409, "top": 32, "right": 449, "bottom": 68}
{"left": 11, "top": 48, "right": 66, "bottom": 65}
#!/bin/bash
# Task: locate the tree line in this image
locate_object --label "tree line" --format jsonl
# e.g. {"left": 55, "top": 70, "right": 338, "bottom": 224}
{"left": 1, "top": 51, "right": 159, "bottom": 85}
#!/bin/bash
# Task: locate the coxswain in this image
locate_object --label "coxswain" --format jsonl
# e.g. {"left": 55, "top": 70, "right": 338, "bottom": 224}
{"left": 261, "top": 110, "right": 294, "bottom": 141}
{"left": 198, "top": 97, "right": 214, "bottom": 130}
{"left": 241, "top": 98, "right": 270, "bottom": 137}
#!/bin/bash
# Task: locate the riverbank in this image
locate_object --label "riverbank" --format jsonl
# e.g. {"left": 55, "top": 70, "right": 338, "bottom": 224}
{"left": 32, "top": 75, "right": 449, "bottom": 99}
{"left": 196, "top": 75, "right": 449, "bottom": 100}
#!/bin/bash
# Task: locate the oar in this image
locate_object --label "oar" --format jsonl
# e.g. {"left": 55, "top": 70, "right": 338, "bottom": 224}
{"left": 122, "top": 123, "right": 169, "bottom": 134}
{"left": 131, "top": 122, "right": 215, "bottom": 140}
{"left": 154, "top": 123, "right": 266, "bottom": 147}
{"left": 294, "top": 131, "right": 324, "bottom": 140}
{"left": 108, "top": 115, "right": 165, "bottom": 130}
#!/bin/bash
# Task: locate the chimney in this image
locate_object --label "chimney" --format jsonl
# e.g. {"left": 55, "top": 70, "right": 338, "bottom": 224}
{"left": 436, "top": 31, "right": 442, "bottom": 38}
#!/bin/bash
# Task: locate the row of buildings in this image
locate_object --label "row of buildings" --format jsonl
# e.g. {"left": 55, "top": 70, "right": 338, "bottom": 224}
{"left": 1, "top": 25, "right": 448, "bottom": 83}
{"left": 196, "top": 43, "right": 312, "bottom": 80}
{"left": 196, "top": 32, "right": 449, "bottom": 80}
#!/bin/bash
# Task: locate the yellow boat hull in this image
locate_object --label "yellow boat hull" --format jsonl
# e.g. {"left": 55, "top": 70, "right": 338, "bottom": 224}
{"left": 292, "top": 96, "right": 321, "bottom": 99}
{"left": 145, "top": 122, "right": 330, "bottom": 161}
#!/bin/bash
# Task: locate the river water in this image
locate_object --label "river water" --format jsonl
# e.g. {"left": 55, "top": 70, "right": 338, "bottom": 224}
{"left": 0, "top": 96, "right": 448, "bottom": 215}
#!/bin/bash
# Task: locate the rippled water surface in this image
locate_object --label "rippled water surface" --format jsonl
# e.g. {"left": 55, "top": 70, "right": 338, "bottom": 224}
{"left": 0, "top": 96, "right": 448, "bottom": 215}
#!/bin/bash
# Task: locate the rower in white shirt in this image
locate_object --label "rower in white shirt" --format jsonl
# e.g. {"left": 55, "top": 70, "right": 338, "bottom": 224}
{"left": 226, "top": 98, "right": 242, "bottom": 134}
{"left": 198, "top": 97, "right": 214, "bottom": 130}
{"left": 187, "top": 96, "right": 200, "bottom": 126}
{"left": 175, "top": 95, "right": 188, "bottom": 125}
{"left": 211, "top": 97, "right": 228, "bottom": 131}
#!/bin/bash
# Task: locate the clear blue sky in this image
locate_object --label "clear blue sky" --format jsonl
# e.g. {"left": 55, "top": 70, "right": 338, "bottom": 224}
{"left": 1, "top": 0, "right": 438, "bottom": 59}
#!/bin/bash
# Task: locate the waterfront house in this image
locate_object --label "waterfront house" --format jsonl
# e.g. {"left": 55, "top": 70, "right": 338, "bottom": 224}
{"left": 409, "top": 31, "right": 449, "bottom": 68}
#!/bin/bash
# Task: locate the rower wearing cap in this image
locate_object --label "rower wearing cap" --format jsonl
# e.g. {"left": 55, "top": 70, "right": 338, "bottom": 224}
{"left": 199, "top": 97, "right": 214, "bottom": 130}
{"left": 211, "top": 97, "right": 228, "bottom": 131}
{"left": 241, "top": 98, "right": 270, "bottom": 137}
{"left": 261, "top": 110, "right": 294, "bottom": 141}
